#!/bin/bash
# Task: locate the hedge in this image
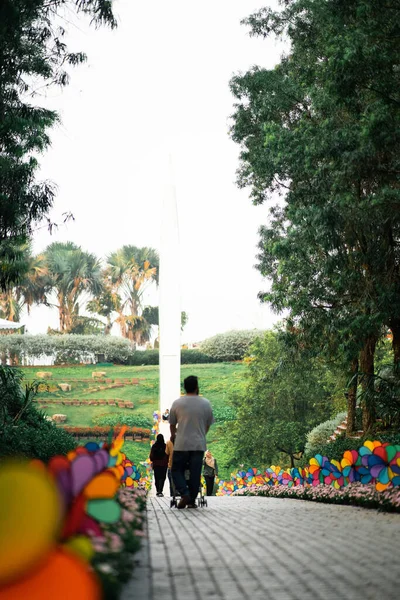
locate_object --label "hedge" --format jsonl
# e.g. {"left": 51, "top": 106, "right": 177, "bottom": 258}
{"left": 62, "top": 426, "right": 150, "bottom": 438}
{"left": 126, "top": 348, "right": 216, "bottom": 365}
{"left": 92, "top": 413, "right": 153, "bottom": 429}
{"left": 0, "top": 365, "right": 76, "bottom": 462}
{"left": 0, "top": 335, "right": 217, "bottom": 365}
{"left": 304, "top": 411, "right": 347, "bottom": 457}
{"left": 0, "top": 421, "right": 77, "bottom": 462}
{"left": 0, "top": 334, "right": 132, "bottom": 364}
{"left": 200, "top": 330, "right": 264, "bottom": 361}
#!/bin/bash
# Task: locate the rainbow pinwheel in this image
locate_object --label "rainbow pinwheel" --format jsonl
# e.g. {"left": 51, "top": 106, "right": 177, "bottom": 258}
{"left": 341, "top": 450, "right": 361, "bottom": 484}
{"left": 0, "top": 426, "right": 148, "bottom": 599}
{"left": 361, "top": 443, "right": 400, "bottom": 491}
{"left": 217, "top": 440, "right": 400, "bottom": 496}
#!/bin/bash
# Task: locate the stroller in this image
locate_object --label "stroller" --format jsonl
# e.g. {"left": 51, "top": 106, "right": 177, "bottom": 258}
{"left": 170, "top": 464, "right": 207, "bottom": 508}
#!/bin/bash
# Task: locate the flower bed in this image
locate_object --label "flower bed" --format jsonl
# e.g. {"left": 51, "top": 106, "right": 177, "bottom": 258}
{"left": 217, "top": 440, "right": 400, "bottom": 501}
{"left": 234, "top": 483, "right": 400, "bottom": 512}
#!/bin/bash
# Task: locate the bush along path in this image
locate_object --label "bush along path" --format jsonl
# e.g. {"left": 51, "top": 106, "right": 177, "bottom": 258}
{"left": 217, "top": 440, "right": 400, "bottom": 512}
{"left": 0, "top": 427, "right": 151, "bottom": 600}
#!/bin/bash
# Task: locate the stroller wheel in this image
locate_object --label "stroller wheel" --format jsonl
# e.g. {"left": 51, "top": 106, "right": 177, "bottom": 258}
{"left": 170, "top": 499, "right": 176, "bottom": 508}
{"left": 204, "top": 499, "right": 208, "bottom": 507}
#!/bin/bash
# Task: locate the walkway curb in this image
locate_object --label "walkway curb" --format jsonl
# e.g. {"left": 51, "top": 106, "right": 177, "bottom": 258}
{"left": 121, "top": 503, "right": 152, "bottom": 600}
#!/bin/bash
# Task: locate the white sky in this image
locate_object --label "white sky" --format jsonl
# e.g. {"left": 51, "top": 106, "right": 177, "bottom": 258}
{"left": 24, "top": 0, "right": 285, "bottom": 343}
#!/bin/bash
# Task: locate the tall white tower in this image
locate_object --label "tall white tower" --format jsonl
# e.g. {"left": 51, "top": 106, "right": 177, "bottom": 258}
{"left": 159, "top": 159, "right": 181, "bottom": 417}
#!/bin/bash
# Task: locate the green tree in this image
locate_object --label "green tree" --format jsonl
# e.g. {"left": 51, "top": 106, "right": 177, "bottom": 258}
{"left": 0, "top": 366, "right": 75, "bottom": 461}
{"left": 0, "top": 0, "right": 116, "bottom": 288}
{"left": 87, "top": 281, "right": 119, "bottom": 335}
{"left": 142, "top": 306, "right": 188, "bottom": 330}
{"left": 230, "top": 332, "right": 336, "bottom": 467}
{"left": 230, "top": 0, "right": 400, "bottom": 432}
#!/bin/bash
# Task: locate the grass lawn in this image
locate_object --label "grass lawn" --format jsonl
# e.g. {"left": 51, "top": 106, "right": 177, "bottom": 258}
{"left": 20, "top": 362, "right": 247, "bottom": 480}
{"left": 123, "top": 441, "right": 151, "bottom": 466}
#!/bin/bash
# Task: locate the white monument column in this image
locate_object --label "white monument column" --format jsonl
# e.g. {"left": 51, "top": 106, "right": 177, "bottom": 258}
{"left": 159, "top": 160, "right": 181, "bottom": 419}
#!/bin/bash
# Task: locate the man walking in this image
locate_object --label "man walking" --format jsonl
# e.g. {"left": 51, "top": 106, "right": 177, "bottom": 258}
{"left": 170, "top": 375, "right": 214, "bottom": 509}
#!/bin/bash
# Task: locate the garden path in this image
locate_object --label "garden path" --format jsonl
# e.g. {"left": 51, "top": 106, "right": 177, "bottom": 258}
{"left": 123, "top": 495, "right": 400, "bottom": 600}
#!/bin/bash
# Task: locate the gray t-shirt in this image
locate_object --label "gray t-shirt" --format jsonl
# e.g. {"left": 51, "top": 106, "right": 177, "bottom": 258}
{"left": 169, "top": 395, "right": 214, "bottom": 451}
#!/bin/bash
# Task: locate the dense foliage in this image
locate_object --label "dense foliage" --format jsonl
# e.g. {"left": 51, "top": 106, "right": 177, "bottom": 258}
{"left": 0, "top": 334, "right": 132, "bottom": 364}
{"left": 0, "top": 366, "right": 75, "bottom": 461}
{"left": 231, "top": 0, "right": 400, "bottom": 433}
{"left": 229, "top": 331, "right": 345, "bottom": 467}
{"left": 200, "top": 330, "right": 264, "bottom": 361}
{"left": 0, "top": 334, "right": 217, "bottom": 365}
{"left": 0, "top": 0, "right": 116, "bottom": 289}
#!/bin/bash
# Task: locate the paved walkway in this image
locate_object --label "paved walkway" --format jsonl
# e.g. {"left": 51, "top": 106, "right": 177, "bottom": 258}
{"left": 124, "top": 495, "right": 400, "bottom": 600}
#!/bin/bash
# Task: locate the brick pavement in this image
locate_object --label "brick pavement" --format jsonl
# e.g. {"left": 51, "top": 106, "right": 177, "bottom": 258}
{"left": 123, "top": 495, "right": 400, "bottom": 600}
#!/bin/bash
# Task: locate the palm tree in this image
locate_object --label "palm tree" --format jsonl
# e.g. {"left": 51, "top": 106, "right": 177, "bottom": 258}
{"left": 106, "top": 246, "right": 159, "bottom": 344}
{"left": 0, "top": 244, "right": 48, "bottom": 322}
{"left": 86, "top": 280, "right": 118, "bottom": 335}
{"left": 0, "top": 292, "right": 22, "bottom": 323}
{"left": 115, "top": 314, "right": 152, "bottom": 344}
{"left": 42, "top": 242, "right": 102, "bottom": 332}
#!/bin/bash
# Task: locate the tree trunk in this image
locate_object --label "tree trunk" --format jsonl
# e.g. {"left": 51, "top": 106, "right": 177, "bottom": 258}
{"left": 59, "top": 307, "right": 68, "bottom": 332}
{"left": 105, "top": 316, "right": 112, "bottom": 335}
{"left": 359, "top": 336, "right": 377, "bottom": 433}
{"left": 118, "top": 313, "right": 127, "bottom": 338}
{"left": 346, "top": 357, "right": 358, "bottom": 435}
{"left": 58, "top": 294, "right": 68, "bottom": 333}
{"left": 390, "top": 321, "right": 400, "bottom": 375}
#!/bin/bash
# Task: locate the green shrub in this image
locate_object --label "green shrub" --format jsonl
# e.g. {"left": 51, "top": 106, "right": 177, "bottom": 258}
{"left": 125, "top": 349, "right": 159, "bottom": 365}
{"left": 304, "top": 411, "right": 347, "bottom": 457}
{"left": 0, "top": 334, "right": 133, "bottom": 364}
{"left": 0, "top": 421, "right": 76, "bottom": 462}
{"left": 303, "top": 429, "right": 400, "bottom": 464}
{"left": 307, "top": 436, "right": 365, "bottom": 463}
{"left": 371, "top": 430, "right": 400, "bottom": 445}
{"left": 92, "top": 413, "right": 153, "bottom": 429}
{"left": 125, "top": 348, "right": 216, "bottom": 365}
{"left": 181, "top": 349, "right": 216, "bottom": 364}
{"left": 212, "top": 405, "right": 236, "bottom": 423}
{"left": 200, "top": 330, "right": 264, "bottom": 361}
{"left": 0, "top": 366, "right": 76, "bottom": 462}
{"left": 0, "top": 335, "right": 218, "bottom": 366}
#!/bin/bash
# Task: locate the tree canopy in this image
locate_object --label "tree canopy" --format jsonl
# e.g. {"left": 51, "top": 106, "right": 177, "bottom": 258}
{"left": 230, "top": 331, "right": 341, "bottom": 467}
{"left": 230, "top": 0, "right": 400, "bottom": 432}
{"left": 0, "top": 0, "right": 116, "bottom": 288}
